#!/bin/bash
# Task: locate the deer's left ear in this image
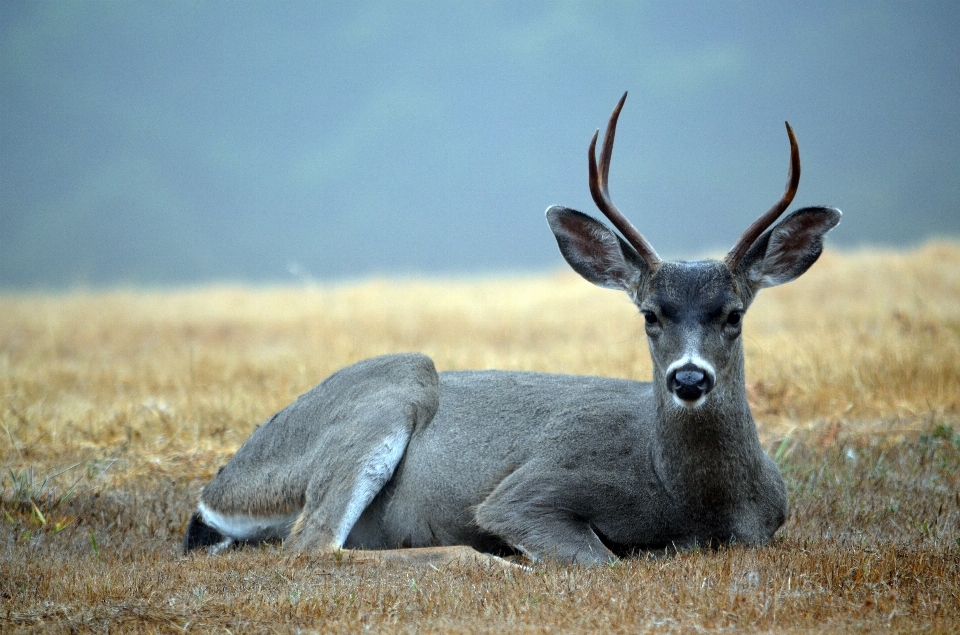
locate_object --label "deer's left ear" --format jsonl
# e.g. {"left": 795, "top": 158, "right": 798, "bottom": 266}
{"left": 737, "top": 206, "right": 841, "bottom": 290}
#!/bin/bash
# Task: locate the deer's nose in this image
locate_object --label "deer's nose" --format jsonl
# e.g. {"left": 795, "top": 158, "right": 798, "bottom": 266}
{"left": 667, "top": 363, "right": 715, "bottom": 403}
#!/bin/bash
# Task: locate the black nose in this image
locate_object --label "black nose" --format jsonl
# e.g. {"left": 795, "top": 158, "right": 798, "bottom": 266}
{"left": 667, "top": 363, "right": 715, "bottom": 402}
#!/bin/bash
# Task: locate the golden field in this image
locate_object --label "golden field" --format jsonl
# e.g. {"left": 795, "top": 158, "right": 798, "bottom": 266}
{"left": 1, "top": 242, "right": 959, "bottom": 633}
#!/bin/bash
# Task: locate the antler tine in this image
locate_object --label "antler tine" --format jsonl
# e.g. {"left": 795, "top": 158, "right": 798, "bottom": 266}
{"left": 589, "top": 91, "right": 662, "bottom": 272}
{"left": 725, "top": 121, "right": 801, "bottom": 270}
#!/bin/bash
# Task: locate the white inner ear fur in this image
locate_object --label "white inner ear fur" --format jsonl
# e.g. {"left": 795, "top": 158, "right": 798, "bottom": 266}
{"left": 750, "top": 208, "right": 840, "bottom": 289}
{"left": 754, "top": 224, "right": 803, "bottom": 288}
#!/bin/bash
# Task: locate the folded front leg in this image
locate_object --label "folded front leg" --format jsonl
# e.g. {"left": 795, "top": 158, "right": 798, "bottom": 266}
{"left": 474, "top": 467, "right": 615, "bottom": 565}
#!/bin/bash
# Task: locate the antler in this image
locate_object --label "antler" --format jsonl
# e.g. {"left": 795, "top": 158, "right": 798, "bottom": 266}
{"left": 724, "top": 122, "right": 801, "bottom": 270}
{"left": 589, "top": 92, "right": 662, "bottom": 272}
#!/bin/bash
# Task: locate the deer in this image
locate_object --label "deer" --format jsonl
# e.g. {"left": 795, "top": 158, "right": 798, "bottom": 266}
{"left": 183, "top": 92, "right": 840, "bottom": 566}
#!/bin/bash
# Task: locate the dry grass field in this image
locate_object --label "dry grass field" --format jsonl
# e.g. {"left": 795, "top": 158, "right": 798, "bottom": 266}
{"left": 1, "top": 242, "right": 959, "bottom": 633}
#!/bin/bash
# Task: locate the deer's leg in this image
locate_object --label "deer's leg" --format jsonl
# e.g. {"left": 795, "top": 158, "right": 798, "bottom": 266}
{"left": 186, "top": 354, "right": 439, "bottom": 554}
{"left": 474, "top": 468, "right": 616, "bottom": 565}
{"left": 285, "top": 419, "right": 412, "bottom": 552}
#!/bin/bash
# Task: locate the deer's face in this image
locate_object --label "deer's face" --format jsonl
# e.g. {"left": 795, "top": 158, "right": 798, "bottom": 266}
{"left": 639, "top": 261, "right": 745, "bottom": 408}
{"left": 546, "top": 93, "right": 840, "bottom": 413}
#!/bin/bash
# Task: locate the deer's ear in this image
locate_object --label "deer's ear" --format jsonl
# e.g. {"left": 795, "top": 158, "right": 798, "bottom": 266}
{"left": 546, "top": 206, "right": 648, "bottom": 292}
{"left": 738, "top": 206, "right": 841, "bottom": 290}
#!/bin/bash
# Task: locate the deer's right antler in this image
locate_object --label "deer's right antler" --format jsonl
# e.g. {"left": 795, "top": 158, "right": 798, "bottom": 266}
{"left": 589, "top": 92, "right": 662, "bottom": 273}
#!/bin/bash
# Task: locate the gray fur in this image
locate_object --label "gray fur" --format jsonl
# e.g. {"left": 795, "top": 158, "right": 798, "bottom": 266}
{"left": 186, "top": 129, "right": 842, "bottom": 565}
{"left": 195, "top": 354, "right": 438, "bottom": 551}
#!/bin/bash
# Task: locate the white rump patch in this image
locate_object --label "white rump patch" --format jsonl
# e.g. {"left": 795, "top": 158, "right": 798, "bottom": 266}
{"left": 198, "top": 501, "right": 299, "bottom": 543}
{"left": 333, "top": 427, "right": 410, "bottom": 546}
{"left": 207, "top": 537, "right": 235, "bottom": 556}
{"left": 512, "top": 543, "right": 538, "bottom": 563}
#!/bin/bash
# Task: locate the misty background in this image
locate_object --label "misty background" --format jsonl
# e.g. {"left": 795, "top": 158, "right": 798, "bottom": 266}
{"left": 2, "top": 2, "right": 958, "bottom": 289}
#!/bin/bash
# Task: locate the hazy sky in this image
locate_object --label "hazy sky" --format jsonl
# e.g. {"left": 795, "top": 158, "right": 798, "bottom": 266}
{"left": 2, "top": 2, "right": 958, "bottom": 287}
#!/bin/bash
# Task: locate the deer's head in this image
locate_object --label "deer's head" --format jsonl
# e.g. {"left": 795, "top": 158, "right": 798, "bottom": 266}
{"left": 548, "top": 93, "right": 840, "bottom": 410}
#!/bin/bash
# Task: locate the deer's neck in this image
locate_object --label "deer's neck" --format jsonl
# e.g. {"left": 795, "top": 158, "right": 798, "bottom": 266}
{"left": 651, "top": 357, "right": 762, "bottom": 499}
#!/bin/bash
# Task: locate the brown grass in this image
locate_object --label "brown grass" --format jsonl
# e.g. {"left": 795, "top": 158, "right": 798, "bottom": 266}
{"left": 1, "top": 242, "right": 959, "bottom": 633}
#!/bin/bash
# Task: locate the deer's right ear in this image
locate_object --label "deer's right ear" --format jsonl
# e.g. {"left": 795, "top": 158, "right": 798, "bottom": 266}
{"left": 546, "top": 206, "right": 648, "bottom": 292}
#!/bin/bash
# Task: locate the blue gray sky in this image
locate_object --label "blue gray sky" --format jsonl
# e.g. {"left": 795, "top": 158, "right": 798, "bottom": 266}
{"left": 2, "top": 2, "right": 958, "bottom": 287}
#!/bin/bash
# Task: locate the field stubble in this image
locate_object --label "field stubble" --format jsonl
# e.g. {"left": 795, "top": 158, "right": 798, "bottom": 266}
{"left": 1, "top": 243, "right": 959, "bottom": 633}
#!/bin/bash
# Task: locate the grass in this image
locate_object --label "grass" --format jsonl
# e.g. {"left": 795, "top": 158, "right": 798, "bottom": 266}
{"left": 1, "top": 242, "right": 959, "bottom": 633}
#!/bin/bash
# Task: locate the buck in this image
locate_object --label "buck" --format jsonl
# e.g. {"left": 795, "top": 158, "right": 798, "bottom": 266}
{"left": 184, "top": 93, "right": 840, "bottom": 565}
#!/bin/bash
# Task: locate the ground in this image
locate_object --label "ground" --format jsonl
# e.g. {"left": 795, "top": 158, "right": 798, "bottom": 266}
{"left": 2, "top": 243, "right": 959, "bottom": 633}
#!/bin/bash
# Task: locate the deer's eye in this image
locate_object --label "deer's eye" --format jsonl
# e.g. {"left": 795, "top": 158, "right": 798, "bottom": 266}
{"left": 726, "top": 310, "right": 743, "bottom": 327}
{"left": 642, "top": 311, "right": 659, "bottom": 326}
